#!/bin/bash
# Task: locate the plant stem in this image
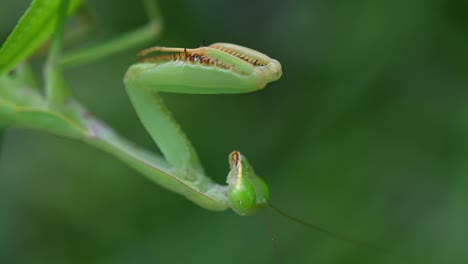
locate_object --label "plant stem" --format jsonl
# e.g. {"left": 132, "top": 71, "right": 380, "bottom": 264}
{"left": 45, "top": 0, "right": 72, "bottom": 108}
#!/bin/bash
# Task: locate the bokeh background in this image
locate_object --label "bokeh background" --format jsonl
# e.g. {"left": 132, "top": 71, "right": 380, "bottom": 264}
{"left": 1, "top": 0, "right": 468, "bottom": 263}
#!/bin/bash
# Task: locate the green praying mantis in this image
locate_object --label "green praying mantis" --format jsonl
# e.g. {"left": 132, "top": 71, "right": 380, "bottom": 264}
{"left": 0, "top": 0, "right": 397, "bottom": 262}
{"left": 124, "top": 43, "right": 281, "bottom": 215}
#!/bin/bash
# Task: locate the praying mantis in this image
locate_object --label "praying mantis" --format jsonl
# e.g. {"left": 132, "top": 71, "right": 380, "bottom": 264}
{"left": 0, "top": 0, "right": 400, "bottom": 263}
{"left": 124, "top": 43, "right": 281, "bottom": 215}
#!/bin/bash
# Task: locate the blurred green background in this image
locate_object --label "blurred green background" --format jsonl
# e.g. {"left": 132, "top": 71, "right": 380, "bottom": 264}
{"left": 1, "top": 0, "right": 468, "bottom": 263}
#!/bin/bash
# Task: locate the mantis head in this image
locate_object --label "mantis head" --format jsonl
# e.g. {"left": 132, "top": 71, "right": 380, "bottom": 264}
{"left": 226, "top": 151, "right": 270, "bottom": 216}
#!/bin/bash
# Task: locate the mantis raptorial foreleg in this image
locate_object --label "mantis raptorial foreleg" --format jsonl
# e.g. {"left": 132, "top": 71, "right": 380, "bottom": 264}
{"left": 59, "top": 0, "right": 162, "bottom": 68}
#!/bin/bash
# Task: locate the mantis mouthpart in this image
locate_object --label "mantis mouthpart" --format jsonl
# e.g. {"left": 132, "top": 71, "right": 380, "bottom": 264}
{"left": 124, "top": 43, "right": 282, "bottom": 215}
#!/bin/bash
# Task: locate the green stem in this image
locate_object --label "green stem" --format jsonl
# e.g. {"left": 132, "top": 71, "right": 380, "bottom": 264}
{"left": 45, "top": 0, "right": 72, "bottom": 108}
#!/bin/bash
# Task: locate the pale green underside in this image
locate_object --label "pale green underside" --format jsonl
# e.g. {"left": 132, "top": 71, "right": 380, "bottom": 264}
{"left": 125, "top": 62, "right": 262, "bottom": 94}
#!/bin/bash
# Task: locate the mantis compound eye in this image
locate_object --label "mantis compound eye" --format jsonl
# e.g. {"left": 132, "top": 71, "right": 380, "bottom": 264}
{"left": 229, "top": 175, "right": 257, "bottom": 215}
{"left": 227, "top": 151, "right": 270, "bottom": 215}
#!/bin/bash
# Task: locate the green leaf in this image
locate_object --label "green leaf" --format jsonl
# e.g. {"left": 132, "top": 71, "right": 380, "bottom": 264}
{"left": 0, "top": 0, "right": 82, "bottom": 76}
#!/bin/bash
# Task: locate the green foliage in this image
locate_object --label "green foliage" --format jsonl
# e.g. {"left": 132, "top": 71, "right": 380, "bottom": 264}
{"left": 0, "top": 0, "right": 82, "bottom": 75}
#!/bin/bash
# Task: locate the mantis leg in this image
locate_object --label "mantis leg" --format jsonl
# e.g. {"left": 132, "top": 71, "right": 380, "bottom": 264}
{"left": 60, "top": 0, "right": 163, "bottom": 68}
{"left": 124, "top": 79, "right": 237, "bottom": 211}
{"left": 125, "top": 81, "right": 205, "bottom": 178}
